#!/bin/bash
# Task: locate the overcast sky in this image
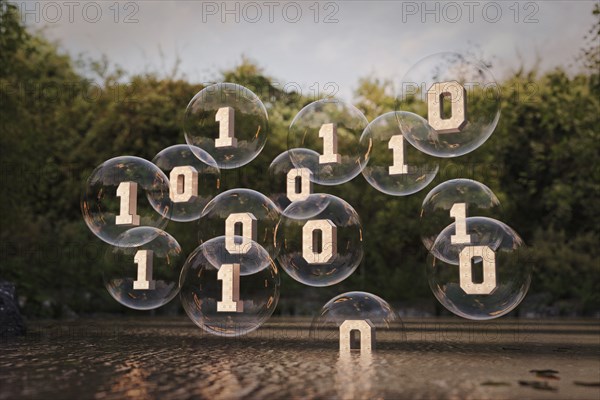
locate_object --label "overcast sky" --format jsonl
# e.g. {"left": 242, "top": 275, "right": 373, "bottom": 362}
{"left": 17, "top": 0, "right": 598, "bottom": 99}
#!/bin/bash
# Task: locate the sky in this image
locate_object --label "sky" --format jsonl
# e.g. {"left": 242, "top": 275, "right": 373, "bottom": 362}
{"left": 16, "top": 0, "right": 598, "bottom": 100}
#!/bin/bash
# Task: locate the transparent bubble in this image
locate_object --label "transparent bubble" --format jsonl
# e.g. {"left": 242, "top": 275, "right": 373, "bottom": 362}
{"left": 275, "top": 194, "right": 363, "bottom": 287}
{"left": 198, "top": 188, "right": 280, "bottom": 260}
{"left": 152, "top": 144, "right": 221, "bottom": 222}
{"left": 104, "top": 227, "right": 183, "bottom": 310}
{"left": 427, "top": 218, "right": 531, "bottom": 320}
{"left": 179, "top": 236, "right": 280, "bottom": 337}
{"left": 183, "top": 83, "right": 268, "bottom": 169}
{"left": 310, "top": 291, "right": 406, "bottom": 348}
{"left": 360, "top": 111, "right": 438, "bottom": 196}
{"left": 420, "top": 179, "right": 501, "bottom": 253}
{"left": 268, "top": 148, "right": 320, "bottom": 211}
{"left": 398, "top": 52, "right": 500, "bottom": 157}
{"left": 288, "top": 99, "right": 369, "bottom": 185}
{"left": 81, "top": 156, "right": 172, "bottom": 246}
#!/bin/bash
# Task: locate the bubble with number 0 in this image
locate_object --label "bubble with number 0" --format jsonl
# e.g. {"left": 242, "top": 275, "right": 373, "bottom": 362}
{"left": 152, "top": 144, "right": 220, "bottom": 222}
{"left": 398, "top": 52, "right": 500, "bottom": 158}
{"left": 427, "top": 217, "right": 531, "bottom": 320}
{"left": 268, "top": 148, "right": 320, "bottom": 211}
{"left": 275, "top": 194, "right": 363, "bottom": 287}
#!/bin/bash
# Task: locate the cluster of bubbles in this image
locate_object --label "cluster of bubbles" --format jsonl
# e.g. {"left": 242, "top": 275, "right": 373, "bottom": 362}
{"left": 81, "top": 52, "right": 531, "bottom": 340}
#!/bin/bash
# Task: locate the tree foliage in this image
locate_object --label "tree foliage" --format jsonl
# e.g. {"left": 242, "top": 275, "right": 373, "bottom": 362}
{"left": 1, "top": 1, "right": 598, "bottom": 316}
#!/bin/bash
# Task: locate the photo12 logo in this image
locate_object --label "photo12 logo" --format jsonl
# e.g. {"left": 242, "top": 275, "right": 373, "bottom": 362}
{"left": 201, "top": 1, "right": 340, "bottom": 23}
{"left": 401, "top": 1, "right": 540, "bottom": 24}
{"left": 12, "top": 1, "right": 140, "bottom": 24}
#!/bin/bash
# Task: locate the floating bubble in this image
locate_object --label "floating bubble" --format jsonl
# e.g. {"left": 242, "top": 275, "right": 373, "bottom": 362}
{"left": 104, "top": 227, "right": 183, "bottom": 310}
{"left": 267, "top": 148, "right": 320, "bottom": 211}
{"left": 427, "top": 218, "right": 531, "bottom": 320}
{"left": 420, "top": 179, "right": 501, "bottom": 253}
{"left": 152, "top": 144, "right": 221, "bottom": 222}
{"left": 310, "top": 291, "right": 405, "bottom": 348}
{"left": 81, "top": 156, "right": 172, "bottom": 246}
{"left": 198, "top": 188, "right": 280, "bottom": 260}
{"left": 288, "top": 99, "right": 369, "bottom": 185}
{"left": 179, "top": 236, "right": 280, "bottom": 337}
{"left": 360, "top": 111, "right": 438, "bottom": 196}
{"left": 275, "top": 194, "right": 363, "bottom": 287}
{"left": 398, "top": 52, "right": 500, "bottom": 157}
{"left": 183, "top": 83, "right": 268, "bottom": 169}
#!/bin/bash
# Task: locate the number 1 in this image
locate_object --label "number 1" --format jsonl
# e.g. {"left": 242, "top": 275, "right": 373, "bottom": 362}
{"left": 217, "top": 263, "right": 243, "bottom": 312}
{"left": 215, "top": 107, "right": 237, "bottom": 148}
{"left": 319, "top": 123, "right": 341, "bottom": 164}
{"left": 388, "top": 135, "right": 408, "bottom": 175}
{"left": 450, "top": 203, "right": 472, "bottom": 244}
{"left": 133, "top": 250, "right": 155, "bottom": 290}
{"left": 116, "top": 181, "right": 140, "bottom": 226}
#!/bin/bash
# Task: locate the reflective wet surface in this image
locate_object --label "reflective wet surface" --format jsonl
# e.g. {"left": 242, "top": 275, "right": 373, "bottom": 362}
{"left": 1, "top": 317, "right": 598, "bottom": 399}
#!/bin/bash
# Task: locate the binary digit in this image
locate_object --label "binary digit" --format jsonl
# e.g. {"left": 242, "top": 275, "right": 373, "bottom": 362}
{"left": 459, "top": 245, "right": 497, "bottom": 295}
{"left": 225, "top": 213, "right": 257, "bottom": 254}
{"left": 450, "top": 203, "right": 472, "bottom": 244}
{"left": 133, "top": 250, "right": 155, "bottom": 290}
{"left": 217, "top": 263, "right": 243, "bottom": 312}
{"left": 169, "top": 165, "right": 198, "bottom": 202}
{"left": 115, "top": 181, "right": 140, "bottom": 225}
{"left": 427, "top": 81, "right": 467, "bottom": 133}
{"left": 286, "top": 168, "right": 312, "bottom": 202}
{"left": 215, "top": 106, "right": 237, "bottom": 148}
{"left": 319, "top": 123, "right": 341, "bottom": 164}
{"left": 339, "top": 319, "right": 375, "bottom": 353}
{"left": 302, "top": 219, "right": 337, "bottom": 264}
{"left": 388, "top": 135, "right": 408, "bottom": 175}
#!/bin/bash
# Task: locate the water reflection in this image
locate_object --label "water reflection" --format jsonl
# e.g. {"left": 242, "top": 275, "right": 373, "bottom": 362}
{"left": 335, "top": 352, "right": 374, "bottom": 399}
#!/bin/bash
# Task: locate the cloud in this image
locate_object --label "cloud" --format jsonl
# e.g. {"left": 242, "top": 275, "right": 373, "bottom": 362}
{"left": 19, "top": 0, "right": 597, "bottom": 100}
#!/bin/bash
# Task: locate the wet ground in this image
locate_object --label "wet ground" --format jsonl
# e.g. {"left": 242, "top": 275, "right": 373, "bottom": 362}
{"left": 1, "top": 317, "right": 598, "bottom": 399}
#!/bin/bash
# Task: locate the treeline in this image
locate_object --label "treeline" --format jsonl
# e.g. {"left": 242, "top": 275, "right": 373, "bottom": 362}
{"left": 1, "top": 2, "right": 598, "bottom": 317}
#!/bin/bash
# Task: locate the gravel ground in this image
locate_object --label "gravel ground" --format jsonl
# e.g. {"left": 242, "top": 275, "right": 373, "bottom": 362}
{"left": 1, "top": 317, "right": 598, "bottom": 399}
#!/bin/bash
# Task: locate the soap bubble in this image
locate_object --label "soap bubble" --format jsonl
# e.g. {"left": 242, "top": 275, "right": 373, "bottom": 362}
{"left": 275, "top": 194, "right": 363, "bottom": 287}
{"left": 179, "top": 236, "right": 280, "bottom": 337}
{"left": 420, "top": 179, "right": 501, "bottom": 253}
{"left": 268, "top": 148, "right": 320, "bottom": 211}
{"left": 398, "top": 52, "right": 500, "bottom": 157}
{"left": 152, "top": 144, "right": 221, "bottom": 222}
{"left": 288, "top": 99, "right": 369, "bottom": 185}
{"left": 310, "top": 291, "right": 406, "bottom": 348}
{"left": 183, "top": 83, "right": 268, "bottom": 169}
{"left": 427, "top": 218, "right": 531, "bottom": 320}
{"left": 360, "top": 111, "right": 438, "bottom": 196}
{"left": 198, "top": 188, "right": 280, "bottom": 260}
{"left": 81, "top": 156, "right": 172, "bottom": 246}
{"left": 104, "top": 227, "right": 183, "bottom": 310}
